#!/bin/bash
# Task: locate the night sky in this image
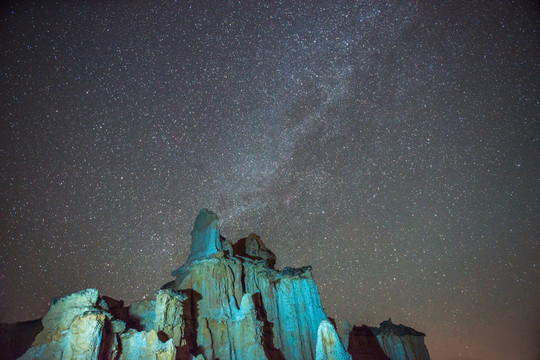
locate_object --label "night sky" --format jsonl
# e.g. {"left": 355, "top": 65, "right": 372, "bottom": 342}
{"left": 1, "top": 1, "right": 539, "bottom": 359}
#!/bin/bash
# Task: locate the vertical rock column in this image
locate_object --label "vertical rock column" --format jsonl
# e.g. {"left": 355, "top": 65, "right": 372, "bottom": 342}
{"left": 187, "top": 208, "right": 222, "bottom": 262}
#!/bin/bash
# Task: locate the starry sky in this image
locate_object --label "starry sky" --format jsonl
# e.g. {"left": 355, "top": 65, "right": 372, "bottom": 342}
{"left": 1, "top": 1, "right": 539, "bottom": 359}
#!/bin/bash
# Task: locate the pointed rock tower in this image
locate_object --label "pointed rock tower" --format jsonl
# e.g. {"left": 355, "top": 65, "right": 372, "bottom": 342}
{"left": 187, "top": 208, "right": 222, "bottom": 262}
{"left": 169, "top": 209, "right": 328, "bottom": 360}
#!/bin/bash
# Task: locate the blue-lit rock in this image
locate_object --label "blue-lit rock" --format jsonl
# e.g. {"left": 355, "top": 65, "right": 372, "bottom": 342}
{"left": 154, "top": 289, "right": 187, "bottom": 347}
{"left": 315, "top": 320, "right": 351, "bottom": 360}
{"left": 17, "top": 288, "right": 177, "bottom": 360}
{"left": 170, "top": 211, "right": 328, "bottom": 360}
{"left": 372, "top": 319, "right": 430, "bottom": 360}
{"left": 10, "top": 209, "right": 432, "bottom": 360}
{"left": 129, "top": 299, "right": 156, "bottom": 331}
{"left": 187, "top": 208, "right": 222, "bottom": 262}
{"left": 272, "top": 266, "right": 327, "bottom": 359}
{"left": 18, "top": 289, "right": 111, "bottom": 360}
{"left": 230, "top": 293, "right": 267, "bottom": 359}
{"left": 119, "top": 329, "right": 176, "bottom": 360}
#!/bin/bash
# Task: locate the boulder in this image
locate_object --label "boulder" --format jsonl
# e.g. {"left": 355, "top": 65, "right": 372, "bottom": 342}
{"left": 63, "top": 311, "right": 110, "bottom": 359}
{"left": 232, "top": 233, "right": 277, "bottom": 268}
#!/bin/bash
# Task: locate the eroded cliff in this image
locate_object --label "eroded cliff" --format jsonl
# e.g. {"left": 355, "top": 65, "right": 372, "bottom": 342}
{"left": 8, "top": 209, "right": 431, "bottom": 360}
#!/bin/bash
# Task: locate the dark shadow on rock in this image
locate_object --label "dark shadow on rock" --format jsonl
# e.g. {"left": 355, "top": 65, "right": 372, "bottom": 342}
{"left": 100, "top": 295, "right": 143, "bottom": 332}
{"left": 98, "top": 317, "right": 114, "bottom": 360}
{"left": 176, "top": 289, "right": 203, "bottom": 360}
{"left": 157, "top": 330, "right": 170, "bottom": 343}
{"left": 160, "top": 280, "right": 175, "bottom": 290}
{"left": 232, "top": 235, "right": 276, "bottom": 269}
{"left": 348, "top": 325, "right": 390, "bottom": 360}
{"left": 113, "top": 333, "right": 123, "bottom": 360}
{"left": 0, "top": 319, "right": 43, "bottom": 360}
{"left": 100, "top": 296, "right": 128, "bottom": 323}
{"left": 252, "top": 293, "right": 285, "bottom": 360}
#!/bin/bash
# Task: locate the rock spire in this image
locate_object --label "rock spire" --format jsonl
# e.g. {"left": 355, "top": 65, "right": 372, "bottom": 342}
{"left": 7, "top": 209, "right": 431, "bottom": 360}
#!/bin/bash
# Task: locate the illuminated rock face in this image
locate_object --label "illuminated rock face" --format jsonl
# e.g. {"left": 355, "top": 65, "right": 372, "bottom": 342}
{"left": 170, "top": 251, "right": 327, "bottom": 360}
{"left": 13, "top": 209, "right": 431, "bottom": 360}
{"left": 168, "top": 209, "right": 328, "bottom": 359}
{"left": 372, "top": 319, "right": 431, "bottom": 360}
{"left": 187, "top": 208, "right": 222, "bottom": 262}
{"left": 119, "top": 330, "right": 176, "bottom": 360}
{"left": 315, "top": 320, "right": 351, "bottom": 360}
{"left": 18, "top": 289, "right": 112, "bottom": 360}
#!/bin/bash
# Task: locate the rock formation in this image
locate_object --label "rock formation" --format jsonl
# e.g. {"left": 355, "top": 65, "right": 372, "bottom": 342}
{"left": 315, "top": 320, "right": 351, "bottom": 360}
{"left": 167, "top": 210, "right": 327, "bottom": 360}
{"left": 371, "top": 319, "right": 431, "bottom": 360}
{"left": 18, "top": 289, "right": 112, "bottom": 360}
{"left": 187, "top": 208, "right": 222, "bottom": 262}
{"left": 345, "top": 324, "right": 390, "bottom": 360}
{"left": 5, "top": 209, "right": 431, "bottom": 360}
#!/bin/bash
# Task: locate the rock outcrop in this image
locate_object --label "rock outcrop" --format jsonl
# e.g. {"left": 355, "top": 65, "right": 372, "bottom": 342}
{"left": 18, "top": 289, "right": 111, "bottom": 360}
{"left": 6, "top": 209, "right": 431, "bottom": 360}
{"left": 315, "top": 320, "right": 351, "bottom": 360}
{"left": 371, "top": 319, "right": 431, "bottom": 360}
{"left": 119, "top": 329, "right": 176, "bottom": 360}
{"left": 187, "top": 208, "right": 222, "bottom": 262}
{"left": 232, "top": 233, "right": 277, "bottom": 268}
{"left": 345, "top": 324, "right": 390, "bottom": 360}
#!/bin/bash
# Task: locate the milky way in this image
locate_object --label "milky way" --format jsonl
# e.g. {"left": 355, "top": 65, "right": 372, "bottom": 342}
{"left": 1, "top": 2, "right": 539, "bottom": 359}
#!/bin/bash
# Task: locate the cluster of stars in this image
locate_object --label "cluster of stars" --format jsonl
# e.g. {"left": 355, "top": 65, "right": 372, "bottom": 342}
{"left": 1, "top": 2, "right": 538, "bottom": 360}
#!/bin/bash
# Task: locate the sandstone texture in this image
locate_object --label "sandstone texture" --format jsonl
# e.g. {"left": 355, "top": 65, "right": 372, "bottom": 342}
{"left": 5, "top": 209, "right": 431, "bottom": 360}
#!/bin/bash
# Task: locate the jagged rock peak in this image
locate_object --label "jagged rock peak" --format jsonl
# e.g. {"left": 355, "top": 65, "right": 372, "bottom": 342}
{"left": 371, "top": 319, "right": 431, "bottom": 360}
{"left": 373, "top": 318, "right": 426, "bottom": 337}
{"left": 187, "top": 208, "right": 222, "bottom": 262}
{"left": 232, "top": 232, "right": 277, "bottom": 268}
{"left": 18, "top": 288, "right": 178, "bottom": 360}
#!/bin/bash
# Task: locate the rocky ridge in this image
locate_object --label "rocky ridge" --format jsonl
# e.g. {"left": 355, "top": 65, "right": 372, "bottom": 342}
{"left": 5, "top": 209, "right": 430, "bottom": 360}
